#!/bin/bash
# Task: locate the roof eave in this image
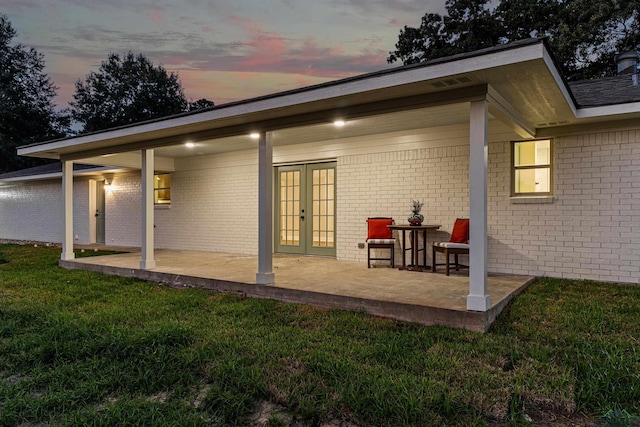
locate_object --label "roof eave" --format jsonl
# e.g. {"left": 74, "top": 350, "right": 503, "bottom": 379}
{"left": 18, "top": 39, "right": 552, "bottom": 160}
{"left": 0, "top": 166, "right": 125, "bottom": 184}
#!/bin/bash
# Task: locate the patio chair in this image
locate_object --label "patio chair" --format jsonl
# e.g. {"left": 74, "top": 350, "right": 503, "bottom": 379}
{"left": 366, "top": 217, "right": 395, "bottom": 268}
{"left": 432, "top": 218, "right": 469, "bottom": 276}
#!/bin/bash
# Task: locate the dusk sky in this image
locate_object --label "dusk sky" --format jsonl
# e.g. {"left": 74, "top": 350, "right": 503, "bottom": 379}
{"left": 4, "top": 0, "right": 446, "bottom": 109}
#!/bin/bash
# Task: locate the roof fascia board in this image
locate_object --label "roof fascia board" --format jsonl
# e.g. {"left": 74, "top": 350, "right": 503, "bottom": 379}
{"left": 57, "top": 85, "right": 490, "bottom": 161}
{"left": 0, "top": 166, "right": 117, "bottom": 183}
{"left": 18, "top": 42, "right": 546, "bottom": 157}
{"left": 486, "top": 85, "right": 536, "bottom": 138}
{"left": 574, "top": 101, "right": 640, "bottom": 119}
{"left": 536, "top": 116, "right": 640, "bottom": 138}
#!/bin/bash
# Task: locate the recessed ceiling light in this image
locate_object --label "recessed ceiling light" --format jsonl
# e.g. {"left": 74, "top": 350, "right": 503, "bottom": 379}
{"left": 334, "top": 120, "right": 345, "bottom": 127}
{"left": 250, "top": 133, "right": 260, "bottom": 139}
{"left": 185, "top": 142, "right": 196, "bottom": 148}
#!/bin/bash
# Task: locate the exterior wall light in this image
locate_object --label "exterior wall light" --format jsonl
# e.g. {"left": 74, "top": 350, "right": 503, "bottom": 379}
{"left": 334, "top": 120, "right": 345, "bottom": 127}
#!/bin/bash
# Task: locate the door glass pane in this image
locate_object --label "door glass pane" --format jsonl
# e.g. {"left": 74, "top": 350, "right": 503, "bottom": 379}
{"left": 311, "top": 167, "right": 335, "bottom": 248}
{"left": 279, "top": 170, "right": 300, "bottom": 246}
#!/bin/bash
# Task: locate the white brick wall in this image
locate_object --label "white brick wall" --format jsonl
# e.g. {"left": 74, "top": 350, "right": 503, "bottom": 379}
{"left": 337, "top": 147, "right": 470, "bottom": 266}
{"left": 2, "top": 126, "right": 638, "bottom": 285}
{"left": 86, "top": 154, "right": 259, "bottom": 252}
{"left": 154, "top": 157, "right": 258, "bottom": 253}
{"left": 0, "top": 178, "right": 91, "bottom": 244}
{"left": 487, "top": 130, "right": 640, "bottom": 284}
{"left": 105, "top": 174, "right": 141, "bottom": 247}
{"left": 337, "top": 129, "right": 640, "bottom": 284}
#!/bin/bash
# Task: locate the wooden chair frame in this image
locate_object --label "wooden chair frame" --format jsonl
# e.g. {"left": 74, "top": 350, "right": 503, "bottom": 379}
{"left": 432, "top": 245, "right": 468, "bottom": 276}
{"left": 432, "top": 218, "right": 469, "bottom": 276}
{"left": 366, "top": 217, "right": 395, "bottom": 268}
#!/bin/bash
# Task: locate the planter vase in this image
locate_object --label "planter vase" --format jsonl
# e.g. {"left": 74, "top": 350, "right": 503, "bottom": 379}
{"left": 408, "top": 213, "right": 424, "bottom": 226}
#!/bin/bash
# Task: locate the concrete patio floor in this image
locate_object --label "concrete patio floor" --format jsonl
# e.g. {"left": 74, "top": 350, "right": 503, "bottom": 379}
{"left": 62, "top": 248, "right": 535, "bottom": 332}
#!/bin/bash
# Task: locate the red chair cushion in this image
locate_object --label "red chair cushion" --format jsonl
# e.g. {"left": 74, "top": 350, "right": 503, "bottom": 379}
{"left": 450, "top": 218, "right": 469, "bottom": 243}
{"left": 367, "top": 218, "right": 393, "bottom": 239}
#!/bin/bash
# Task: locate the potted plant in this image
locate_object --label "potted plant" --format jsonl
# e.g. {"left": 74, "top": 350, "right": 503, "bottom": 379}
{"left": 408, "top": 200, "right": 424, "bottom": 226}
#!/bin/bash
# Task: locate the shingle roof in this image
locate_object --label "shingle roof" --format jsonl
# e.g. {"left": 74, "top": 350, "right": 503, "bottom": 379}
{"left": 0, "top": 163, "right": 100, "bottom": 180}
{"left": 569, "top": 73, "right": 640, "bottom": 107}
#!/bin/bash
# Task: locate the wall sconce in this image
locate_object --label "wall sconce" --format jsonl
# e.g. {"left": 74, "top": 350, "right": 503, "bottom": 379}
{"left": 104, "top": 176, "right": 113, "bottom": 186}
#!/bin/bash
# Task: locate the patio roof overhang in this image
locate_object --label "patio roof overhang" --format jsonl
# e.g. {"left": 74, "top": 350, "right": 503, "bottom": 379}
{"left": 19, "top": 38, "right": 585, "bottom": 168}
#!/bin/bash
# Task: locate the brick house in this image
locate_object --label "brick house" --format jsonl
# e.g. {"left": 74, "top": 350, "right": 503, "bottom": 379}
{"left": 1, "top": 38, "right": 639, "bottom": 313}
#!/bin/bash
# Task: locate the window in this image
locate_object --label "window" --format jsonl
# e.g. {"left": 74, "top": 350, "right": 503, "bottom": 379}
{"left": 512, "top": 139, "right": 552, "bottom": 196}
{"left": 154, "top": 173, "right": 171, "bottom": 204}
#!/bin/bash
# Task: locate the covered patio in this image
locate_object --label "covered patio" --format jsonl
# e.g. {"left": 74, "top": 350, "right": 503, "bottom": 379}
{"left": 14, "top": 38, "right": 570, "bottom": 331}
{"left": 62, "top": 248, "right": 534, "bottom": 332}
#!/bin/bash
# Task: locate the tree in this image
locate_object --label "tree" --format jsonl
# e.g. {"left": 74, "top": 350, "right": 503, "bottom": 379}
{"left": 388, "top": 0, "right": 640, "bottom": 81}
{"left": 188, "top": 98, "right": 216, "bottom": 112}
{"left": 560, "top": 0, "right": 640, "bottom": 79}
{"left": 70, "top": 52, "right": 214, "bottom": 133}
{"left": 0, "top": 14, "right": 69, "bottom": 173}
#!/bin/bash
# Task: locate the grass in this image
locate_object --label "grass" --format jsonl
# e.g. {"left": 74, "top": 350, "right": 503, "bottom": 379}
{"left": 0, "top": 243, "right": 639, "bottom": 426}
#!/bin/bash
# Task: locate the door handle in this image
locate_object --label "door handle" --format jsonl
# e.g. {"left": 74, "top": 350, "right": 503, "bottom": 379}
{"left": 300, "top": 215, "right": 305, "bottom": 220}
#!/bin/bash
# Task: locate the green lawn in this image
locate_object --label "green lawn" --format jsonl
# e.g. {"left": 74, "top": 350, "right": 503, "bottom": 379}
{"left": 0, "top": 244, "right": 638, "bottom": 426}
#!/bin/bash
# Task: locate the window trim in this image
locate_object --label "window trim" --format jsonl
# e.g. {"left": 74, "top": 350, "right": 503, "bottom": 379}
{"left": 511, "top": 139, "right": 553, "bottom": 197}
{"left": 154, "top": 173, "right": 171, "bottom": 205}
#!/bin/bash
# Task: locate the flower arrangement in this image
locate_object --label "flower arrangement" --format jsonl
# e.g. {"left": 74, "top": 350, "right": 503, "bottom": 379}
{"left": 411, "top": 199, "right": 423, "bottom": 215}
{"left": 408, "top": 199, "right": 424, "bottom": 225}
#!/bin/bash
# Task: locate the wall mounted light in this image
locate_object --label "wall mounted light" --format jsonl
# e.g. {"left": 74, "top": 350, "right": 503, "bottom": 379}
{"left": 250, "top": 133, "right": 260, "bottom": 139}
{"left": 104, "top": 176, "right": 113, "bottom": 185}
{"left": 334, "top": 120, "right": 345, "bottom": 127}
{"left": 185, "top": 142, "right": 196, "bottom": 148}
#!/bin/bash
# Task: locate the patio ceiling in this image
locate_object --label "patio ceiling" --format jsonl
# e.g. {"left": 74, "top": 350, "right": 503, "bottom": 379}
{"left": 150, "top": 103, "right": 477, "bottom": 159}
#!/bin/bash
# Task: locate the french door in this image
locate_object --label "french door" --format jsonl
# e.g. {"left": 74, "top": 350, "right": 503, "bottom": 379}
{"left": 275, "top": 162, "right": 336, "bottom": 256}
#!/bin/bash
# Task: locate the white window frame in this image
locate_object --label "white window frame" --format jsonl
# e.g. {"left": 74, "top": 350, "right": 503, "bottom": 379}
{"left": 154, "top": 173, "right": 171, "bottom": 205}
{"left": 511, "top": 139, "right": 553, "bottom": 197}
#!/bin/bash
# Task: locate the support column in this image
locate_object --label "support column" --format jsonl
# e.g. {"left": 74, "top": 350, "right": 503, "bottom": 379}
{"left": 256, "top": 131, "right": 275, "bottom": 285}
{"left": 140, "top": 149, "right": 156, "bottom": 269}
{"left": 467, "top": 100, "right": 491, "bottom": 311}
{"left": 61, "top": 160, "right": 75, "bottom": 260}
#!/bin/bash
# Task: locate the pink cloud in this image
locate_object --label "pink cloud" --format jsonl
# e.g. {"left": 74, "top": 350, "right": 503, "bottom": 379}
{"left": 149, "top": 10, "right": 163, "bottom": 25}
{"left": 230, "top": 17, "right": 288, "bottom": 68}
{"left": 216, "top": 19, "right": 387, "bottom": 80}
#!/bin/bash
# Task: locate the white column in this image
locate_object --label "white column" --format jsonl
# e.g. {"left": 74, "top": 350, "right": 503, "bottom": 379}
{"left": 61, "top": 160, "right": 75, "bottom": 260}
{"left": 467, "top": 100, "right": 491, "bottom": 311}
{"left": 140, "top": 149, "right": 156, "bottom": 269}
{"left": 256, "top": 131, "right": 275, "bottom": 284}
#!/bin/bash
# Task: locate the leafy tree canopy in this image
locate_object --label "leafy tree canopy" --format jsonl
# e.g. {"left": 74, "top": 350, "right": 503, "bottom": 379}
{"left": 188, "top": 98, "right": 216, "bottom": 111}
{"left": 388, "top": 0, "right": 640, "bottom": 81}
{"left": 0, "top": 14, "right": 69, "bottom": 173}
{"left": 70, "top": 52, "right": 214, "bottom": 133}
